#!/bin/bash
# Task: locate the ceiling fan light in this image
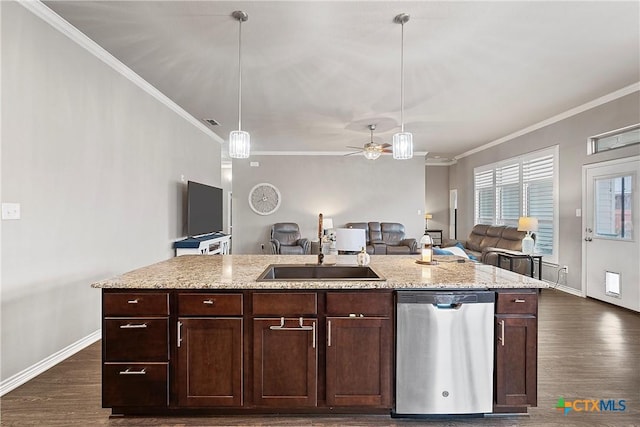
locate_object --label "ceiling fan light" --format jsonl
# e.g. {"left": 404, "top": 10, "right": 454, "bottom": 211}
{"left": 229, "top": 130, "right": 250, "bottom": 159}
{"left": 363, "top": 149, "right": 382, "bottom": 160}
{"left": 392, "top": 132, "right": 413, "bottom": 160}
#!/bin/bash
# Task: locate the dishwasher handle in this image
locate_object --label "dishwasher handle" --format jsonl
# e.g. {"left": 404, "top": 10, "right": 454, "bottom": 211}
{"left": 435, "top": 303, "right": 462, "bottom": 309}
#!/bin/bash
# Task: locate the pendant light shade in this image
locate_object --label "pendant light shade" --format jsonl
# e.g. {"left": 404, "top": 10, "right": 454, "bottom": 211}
{"left": 393, "top": 13, "right": 413, "bottom": 160}
{"left": 229, "top": 130, "right": 250, "bottom": 159}
{"left": 392, "top": 132, "right": 413, "bottom": 160}
{"left": 229, "top": 10, "right": 250, "bottom": 159}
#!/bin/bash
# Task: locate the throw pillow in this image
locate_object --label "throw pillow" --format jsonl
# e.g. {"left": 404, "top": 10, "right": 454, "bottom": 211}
{"left": 454, "top": 242, "right": 478, "bottom": 261}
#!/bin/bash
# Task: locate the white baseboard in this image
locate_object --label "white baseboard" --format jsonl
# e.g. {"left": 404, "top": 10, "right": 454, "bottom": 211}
{"left": 546, "top": 282, "right": 584, "bottom": 297}
{"left": 0, "top": 329, "right": 101, "bottom": 397}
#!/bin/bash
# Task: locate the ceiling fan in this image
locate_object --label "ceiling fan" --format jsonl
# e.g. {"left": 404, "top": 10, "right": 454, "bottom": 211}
{"left": 344, "top": 124, "right": 392, "bottom": 160}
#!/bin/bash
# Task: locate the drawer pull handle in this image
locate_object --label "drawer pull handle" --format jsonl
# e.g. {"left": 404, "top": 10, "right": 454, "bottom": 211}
{"left": 328, "top": 320, "right": 332, "bottom": 347}
{"left": 514, "top": 299, "right": 526, "bottom": 303}
{"left": 203, "top": 300, "right": 215, "bottom": 305}
{"left": 177, "top": 321, "right": 183, "bottom": 348}
{"left": 127, "top": 299, "right": 139, "bottom": 304}
{"left": 119, "top": 368, "right": 146, "bottom": 375}
{"left": 270, "top": 317, "right": 314, "bottom": 331}
{"left": 498, "top": 320, "right": 505, "bottom": 346}
{"left": 120, "top": 323, "right": 147, "bottom": 329}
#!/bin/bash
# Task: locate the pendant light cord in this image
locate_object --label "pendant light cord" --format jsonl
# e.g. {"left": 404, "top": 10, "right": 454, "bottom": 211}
{"left": 400, "top": 20, "right": 405, "bottom": 133}
{"left": 237, "top": 18, "right": 243, "bottom": 131}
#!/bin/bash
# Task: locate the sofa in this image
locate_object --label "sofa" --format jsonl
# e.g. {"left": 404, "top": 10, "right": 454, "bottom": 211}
{"left": 345, "top": 222, "right": 417, "bottom": 255}
{"left": 443, "top": 224, "right": 532, "bottom": 273}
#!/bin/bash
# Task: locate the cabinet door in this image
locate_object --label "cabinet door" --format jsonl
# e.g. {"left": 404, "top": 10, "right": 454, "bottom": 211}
{"left": 325, "top": 317, "right": 391, "bottom": 407}
{"left": 253, "top": 318, "right": 317, "bottom": 407}
{"left": 177, "top": 318, "right": 243, "bottom": 407}
{"left": 495, "top": 315, "right": 537, "bottom": 406}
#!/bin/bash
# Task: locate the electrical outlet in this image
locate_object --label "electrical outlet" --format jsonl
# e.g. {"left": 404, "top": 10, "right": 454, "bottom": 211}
{"left": 561, "top": 265, "right": 568, "bottom": 274}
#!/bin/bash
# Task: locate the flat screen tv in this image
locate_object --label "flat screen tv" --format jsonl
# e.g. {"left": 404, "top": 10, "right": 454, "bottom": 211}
{"left": 187, "top": 181, "right": 223, "bottom": 237}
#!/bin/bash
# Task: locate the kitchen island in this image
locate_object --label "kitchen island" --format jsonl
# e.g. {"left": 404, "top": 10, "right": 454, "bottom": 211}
{"left": 93, "top": 254, "right": 546, "bottom": 417}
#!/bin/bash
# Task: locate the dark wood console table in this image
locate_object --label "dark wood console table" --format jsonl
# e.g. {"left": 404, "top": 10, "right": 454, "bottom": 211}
{"left": 497, "top": 251, "right": 543, "bottom": 280}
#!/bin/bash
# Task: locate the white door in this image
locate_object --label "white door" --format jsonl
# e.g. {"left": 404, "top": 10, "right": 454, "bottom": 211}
{"left": 583, "top": 156, "right": 639, "bottom": 312}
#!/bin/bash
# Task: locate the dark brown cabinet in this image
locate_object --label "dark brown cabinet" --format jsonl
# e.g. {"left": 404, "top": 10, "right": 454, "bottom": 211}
{"left": 102, "top": 291, "right": 169, "bottom": 408}
{"left": 494, "top": 290, "right": 538, "bottom": 411}
{"left": 326, "top": 317, "right": 391, "bottom": 407}
{"left": 176, "top": 293, "right": 243, "bottom": 407}
{"left": 177, "top": 318, "right": 243, "bottom": 407}
{"left": 324, "top": 291, "right": 392, "bottom": 408}
{"left": 253, "top": 318, "right": 318, "bottom": 407}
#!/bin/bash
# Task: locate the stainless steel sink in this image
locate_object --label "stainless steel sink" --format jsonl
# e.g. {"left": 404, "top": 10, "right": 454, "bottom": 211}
{"left": 256, "top": 264, "right": 386, "bottom": 281}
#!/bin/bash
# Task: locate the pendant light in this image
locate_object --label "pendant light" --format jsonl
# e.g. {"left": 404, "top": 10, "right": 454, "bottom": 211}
{"left": 392, "top": 13, "right": 413, "bottom": 160}
{"left": 229, "top": 10, "right": 250, "bottom": 159}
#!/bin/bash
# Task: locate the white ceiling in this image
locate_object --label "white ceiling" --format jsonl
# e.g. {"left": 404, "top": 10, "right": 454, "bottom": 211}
{"left": 43, "top": 1, "right": 640, "bottom": 161}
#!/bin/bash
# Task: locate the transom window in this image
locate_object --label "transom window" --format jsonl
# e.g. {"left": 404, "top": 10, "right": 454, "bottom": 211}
{"left": 474, "top": 146, "right": 559, "bottom": 262}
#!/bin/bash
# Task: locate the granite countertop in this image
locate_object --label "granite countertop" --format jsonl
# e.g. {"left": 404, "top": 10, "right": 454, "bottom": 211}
{"left": 92, "top": 254, "right": 548, "bottom": 290}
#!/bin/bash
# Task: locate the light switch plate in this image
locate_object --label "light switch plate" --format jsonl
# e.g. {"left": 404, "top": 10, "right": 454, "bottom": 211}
{"left": 2, "top": 203, "right": 21, "bottom": 220}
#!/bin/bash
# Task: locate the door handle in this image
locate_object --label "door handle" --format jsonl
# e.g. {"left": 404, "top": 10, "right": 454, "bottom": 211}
{"left": 585, "top": 237, "right": 592, "bottom": 242}
{"left": 498, "top": 320, "right": 505, "bottom": 346}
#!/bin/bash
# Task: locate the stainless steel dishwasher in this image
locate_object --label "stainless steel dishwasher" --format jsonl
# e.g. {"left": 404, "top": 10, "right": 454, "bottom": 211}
{"left": 394, "top": 291, "right": 495, "bottom": 416}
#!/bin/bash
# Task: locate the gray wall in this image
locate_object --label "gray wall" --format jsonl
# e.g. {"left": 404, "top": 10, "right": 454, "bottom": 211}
{"left": 451, "top": 91, "right": 640, "bottom": 290}
{"left": 425, "top": 165, "right": 450, "bottom": 238}
{"left": 1, "top": 3, "right": 221, "bottom": 382}
{"left": 232, "top": 155, "right": 425, "bottom": 254}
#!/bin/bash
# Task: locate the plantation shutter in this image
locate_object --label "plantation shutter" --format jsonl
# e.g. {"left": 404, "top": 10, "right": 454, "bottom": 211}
{"left": 523, "top": 154, "right": 554, "bottom": 255}
{"left": 496, "top": 163, "right": 520, "bottom": 227}
{"left": 474, "top": 169, "right": 494, "bottom": 225}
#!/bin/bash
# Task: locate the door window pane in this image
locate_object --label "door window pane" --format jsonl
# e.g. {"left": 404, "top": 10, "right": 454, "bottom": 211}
{"left": 595, "top": 175, "right": 633, "bottom": 240}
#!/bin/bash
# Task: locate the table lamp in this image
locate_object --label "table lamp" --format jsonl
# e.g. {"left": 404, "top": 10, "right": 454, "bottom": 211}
{"left": 418, "top": 234, "right": 434, "bottom": 264}
{"left": 335, "top": 228, "right": 366, "bottom": 254}
{"left": 517, "top": 217, "right": 538, "bottom": 255}
{"left": 425, "top": 213, "right": 433, "bottom": 230}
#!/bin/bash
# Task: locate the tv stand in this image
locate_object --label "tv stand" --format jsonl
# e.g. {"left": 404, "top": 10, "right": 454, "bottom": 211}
{"left": 174, "top": 232, "right": 231, "bottom": 256}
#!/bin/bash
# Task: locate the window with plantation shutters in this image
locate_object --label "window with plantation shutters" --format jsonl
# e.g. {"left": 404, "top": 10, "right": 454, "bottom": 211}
{"left": 496, "top": 163, "right": 520, "bottom": 227}
{"left": 474, "top": 169, "right": 494, "bottom": 225}
{"left": 473, "top": 146, "right": 558, "bottom": 263}
{"left": 523, "top": 154, "right": 554, "bottom": 256}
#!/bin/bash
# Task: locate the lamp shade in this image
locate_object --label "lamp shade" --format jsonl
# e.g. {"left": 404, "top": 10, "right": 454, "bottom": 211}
{"left": 392, "top": 132, "right": 413, "bottom": 160}
{"left": 335, "top": 228, "right": 366, "bottom": 252}
{"left": 363, "top": 149, "right": 382, "bottom": 160}
{"left": 517, "top": 217, "right": 539, "bottom": 232}
{"left": 229, "top": 130, "right": 250, "bottom": 159}
{"left": 425, "top": 214, "right": 433, "bottom": 220}
{"left": 322, "top": 218, "right": 334, "bottom": 230}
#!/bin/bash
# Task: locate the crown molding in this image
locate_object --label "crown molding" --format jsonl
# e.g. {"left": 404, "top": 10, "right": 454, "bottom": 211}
{"left": 251, "top": 151, "right": 430, "bottom": 157}
{"left": 456, "top": 82, "right": 640, "bottom": 160}
{"left": 19, "top": 0, "right": 224, "bottom": 144}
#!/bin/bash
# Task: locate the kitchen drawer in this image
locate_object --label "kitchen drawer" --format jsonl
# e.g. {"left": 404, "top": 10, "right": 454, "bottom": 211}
{"left": 178, "top": 293, "right": 243, "bottom": 316}
{"left": 103, "top": 363, "right": 168, "bottom": 407}
{"left": 252, "top": 292, "right": 317, "bottom": 316}
{"left": 326, "top": 292, "right": 392, "bottom": 316}
{"left": 104, "top": 318, "right": 169, "bottom": 362}
{"left": 103, "top": 292, "right": 169, "bottom": 317}
{"left": 496, "top": 291, "right": 537, "bottom": 315}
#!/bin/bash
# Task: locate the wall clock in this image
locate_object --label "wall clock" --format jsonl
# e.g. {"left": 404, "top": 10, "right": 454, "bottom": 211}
{"left": 248, "top": 183, "right": 281, "bottom": 215}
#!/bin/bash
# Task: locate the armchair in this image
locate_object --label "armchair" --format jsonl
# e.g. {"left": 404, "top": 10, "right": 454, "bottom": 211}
{"left": 269, "top": 223, "right": 310, "bottom": 255}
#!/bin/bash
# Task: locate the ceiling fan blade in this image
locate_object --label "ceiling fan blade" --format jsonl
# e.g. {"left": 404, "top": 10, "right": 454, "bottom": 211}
{"left": 382, "top": 149, "right": 393, "bottom": 153}
{"left": 345, "top": 146, "right": 365, "bottom": 151}
{"left": 380, "top": 143, "right": 392, "bottom": 148}
{"left": 343, "top": 151, "right": 362, "bottom": 157}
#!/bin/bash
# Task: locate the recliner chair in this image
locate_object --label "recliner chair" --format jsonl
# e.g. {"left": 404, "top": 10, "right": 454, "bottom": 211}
{"left": 269, "top": 223, "right": 310, "bottom": 255}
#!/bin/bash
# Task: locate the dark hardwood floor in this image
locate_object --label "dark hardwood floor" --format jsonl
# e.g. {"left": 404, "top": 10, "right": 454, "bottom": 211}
{"left": 1, "top": 289, "right": 638, "bottom": 426}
